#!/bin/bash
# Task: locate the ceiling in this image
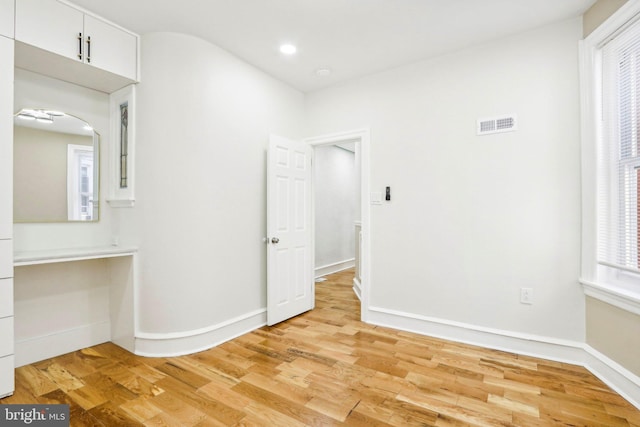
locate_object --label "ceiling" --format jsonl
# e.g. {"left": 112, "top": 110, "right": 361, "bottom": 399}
{"left": 70, "top": 0, "right": 596, "bottom": 93}
{"left": 15, "top": 110, "right": 94, "bottom": 136}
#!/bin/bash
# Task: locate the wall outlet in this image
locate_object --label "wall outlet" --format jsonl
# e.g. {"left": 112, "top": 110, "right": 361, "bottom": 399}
{"left": 520, "top": 288, "right": 533, "bottom": 305}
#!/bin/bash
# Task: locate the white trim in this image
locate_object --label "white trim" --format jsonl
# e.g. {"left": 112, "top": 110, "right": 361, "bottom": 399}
{"left": 352, "top": 277, "right": 362, "bottom": 301}
{"left": 579, "top": 37, "right": 599, "bottom": 285}
{"left": 15, "top": 321, "right": 111, "bottom": 367}
{"left": 314, "top": 258, "right": 355, "bottom": 278}
{"left": 581, "top": 278, "right": 640, "bottom": 316}
{"left": 585, "top": 1, "right": 640, "bottom": 48}
{"left": 368, "top": 306, "right": 584, "bottom": 362}
{"left": 305, "top": 128, "right": 371, "bottom": 323}
{"left": 584, "top": 345, "right": 640, "bottom": 409}
{"left": 580, "top": 0, "right": 640, "bottom": 316}
{"left": 367, "top": 306, "right": 640, "bottom": 410}
{"left": 305, "top": 129, "right": 369, "bottom": 146}
{"left": 134, "top": 309, "right": 266, "bottom": 357}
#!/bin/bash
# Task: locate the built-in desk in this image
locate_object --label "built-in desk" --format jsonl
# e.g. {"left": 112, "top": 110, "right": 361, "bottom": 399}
{"left": 13, "top": 246, "right": 137, "bottom": 366}
{"left": 15, "top": 245, "right": 137, "bottom": 266}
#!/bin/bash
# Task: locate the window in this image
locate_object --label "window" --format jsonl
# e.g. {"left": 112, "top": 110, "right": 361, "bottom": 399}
{"left": 67, "top": 144, "right": 94, "bottom": 221}
{"left": 120, "top": 101, "right": 128, "bottom": 189}
{"left": 581, "top": 2, "right": 640, "bottom": 311}
{"left": 599, "top": 21, "right": 640, "bottom": 275}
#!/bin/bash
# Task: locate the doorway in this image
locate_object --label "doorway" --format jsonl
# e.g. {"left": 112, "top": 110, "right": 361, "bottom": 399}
{"left": 305, "top": 129, "right": 370, "bottom": 322}
{"left": 313, "top": 143, "right": 357, "bottom": 278}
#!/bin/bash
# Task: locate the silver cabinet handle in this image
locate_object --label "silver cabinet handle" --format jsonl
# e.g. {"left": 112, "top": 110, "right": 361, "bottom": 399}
{"left": 271, "top": 237, "right": 280, "bottom": 244}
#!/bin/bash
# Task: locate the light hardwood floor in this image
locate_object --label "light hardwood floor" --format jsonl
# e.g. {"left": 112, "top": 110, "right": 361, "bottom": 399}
{"left": 2, "top": 269, "right": 640, "bottom": 426}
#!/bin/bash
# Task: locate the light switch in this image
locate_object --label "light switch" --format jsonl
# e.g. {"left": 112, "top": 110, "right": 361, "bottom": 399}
{"left": 370, "top": 192, "right": 382, "bottom": 205}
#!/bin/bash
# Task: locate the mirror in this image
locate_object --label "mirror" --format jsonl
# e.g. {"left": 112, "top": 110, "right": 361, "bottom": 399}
{"left": 14, "top": 109, "right": 100, "bottom": 223}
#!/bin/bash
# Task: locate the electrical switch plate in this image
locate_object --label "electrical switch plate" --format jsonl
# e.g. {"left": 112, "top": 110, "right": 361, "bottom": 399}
{"left": 370, "top": 192, "right": 382, "bottom": 205}
{"left": 520, "top": 288, "right": 533, "bottom": 304}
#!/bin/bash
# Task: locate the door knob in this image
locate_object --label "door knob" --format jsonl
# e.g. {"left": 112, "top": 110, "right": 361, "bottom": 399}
{"left": 271, "top": 237, "right": 280, "bottom": 244}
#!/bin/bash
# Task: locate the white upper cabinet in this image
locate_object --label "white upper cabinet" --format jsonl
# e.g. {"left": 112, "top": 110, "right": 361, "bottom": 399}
{"left": 0, "top": 0, "right": 15, "bottom": 39}
{"left": 15, "top": 0, "right": 83, "bottom": 59}
{"left": 84, "top": 15, "right": 137, "bottom": 80}
{"left": 14, "top": 0, "right": 138, "bottom": 92}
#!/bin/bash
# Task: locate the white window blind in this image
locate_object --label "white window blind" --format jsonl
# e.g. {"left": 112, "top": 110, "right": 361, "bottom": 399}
{"left": 599, "top": 18, "right": 640, "bottom": 274}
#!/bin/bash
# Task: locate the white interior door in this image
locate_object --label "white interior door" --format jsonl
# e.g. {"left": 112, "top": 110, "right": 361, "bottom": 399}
{"left": 267, "top": 134, "right": 314, "bottom": 325}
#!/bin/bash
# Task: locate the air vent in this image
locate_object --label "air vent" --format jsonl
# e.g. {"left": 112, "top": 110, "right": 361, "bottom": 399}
{"left": 477, "top": 114, "right": 517, "bottom": 135}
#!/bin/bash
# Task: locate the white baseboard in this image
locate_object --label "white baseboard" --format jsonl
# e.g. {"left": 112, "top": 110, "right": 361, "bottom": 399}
{"left": 368, "top": 306, "right": 640, "bottom": 410}
{"left": 368, "top": 306, "right": 585, "bottom": 363}
{"left": 15, "top": 321, "right": 111, "bottom": 367}
{"left": 315, "top": 259, "right": 355, "bottom": 278}
{"left": 134, "top": 308, "right": 267, "bottom": 357}
{"left": 353, "top": 278, "right": 362, "bottom": 301}
{"left": 13, "top": 309, "right": 268, "bottom": 366}
{"left": 583, "top": 345, "right": 640, "bottom": 409}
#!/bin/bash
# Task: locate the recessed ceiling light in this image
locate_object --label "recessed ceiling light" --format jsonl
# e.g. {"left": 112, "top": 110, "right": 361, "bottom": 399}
{"left": 279, "top": 44, "right": 297, "bottom": 55}
{"left": 315, "top": 68, "right": 331, "bottom": 77}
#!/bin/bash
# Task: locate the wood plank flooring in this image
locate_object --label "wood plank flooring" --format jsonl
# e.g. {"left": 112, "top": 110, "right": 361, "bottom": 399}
{"left": 2, "top": 268, "right": 640, "bottom": 426}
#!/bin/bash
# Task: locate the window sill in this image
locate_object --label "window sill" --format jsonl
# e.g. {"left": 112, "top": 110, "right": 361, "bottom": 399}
{"left": 580, "top": 278, "right": 640, "bottom": 316}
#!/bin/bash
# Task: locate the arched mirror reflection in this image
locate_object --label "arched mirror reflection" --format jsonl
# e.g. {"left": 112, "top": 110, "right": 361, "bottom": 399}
{"left": 14, "top": 109, "right": 100, "bottom": 222}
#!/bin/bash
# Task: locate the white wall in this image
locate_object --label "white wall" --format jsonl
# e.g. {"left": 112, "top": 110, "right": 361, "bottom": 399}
{"left": 13, "top": 260, "right": 111, "bottom": 366}
{"left": 305, "top": 18, "right": 584, "bottom": 341}
{"left": 314, "top": 145, "right": 356, "bottom": 270}
{"left": 13, "top": 69, "right": 112, "bottom": 251}
{"left": 121, "top": 33, "right": 305, "bottom": 343}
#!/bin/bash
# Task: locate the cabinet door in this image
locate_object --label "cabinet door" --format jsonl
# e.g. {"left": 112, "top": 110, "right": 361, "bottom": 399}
{"left": 0, "top": 317, "right": 11, "bottom": 356}
{"left": 0, "top": 279, "right": 12, "bottom": 318}
{"left": 0, "top": 355, "right": 14, "bottom": 397}
{"left": 0, "top": 240, "right": 11, "bottom": 279}
{"left": 0, "top": 0, "right": 14, "bottom": 39}
{"left": 15, "top": 0, "right": 83, "bottom": 62}
{"left": 0, "top": 36, "right": 12, "bottom": 239}
{"left": 84, "top": 15, "right": 137, "bottom": 80}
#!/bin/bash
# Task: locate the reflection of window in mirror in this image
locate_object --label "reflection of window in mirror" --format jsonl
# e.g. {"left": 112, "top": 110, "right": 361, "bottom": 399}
{"left": 120, "top": 102, "right": 128, "bottom": 188}
{"left": 67, "top": 144, "right": 94, "bottom": 221}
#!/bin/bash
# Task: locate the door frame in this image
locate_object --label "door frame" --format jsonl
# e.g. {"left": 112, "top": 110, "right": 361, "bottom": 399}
{"left": 305, "top": 128, "right": 370, "bottom": 322}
